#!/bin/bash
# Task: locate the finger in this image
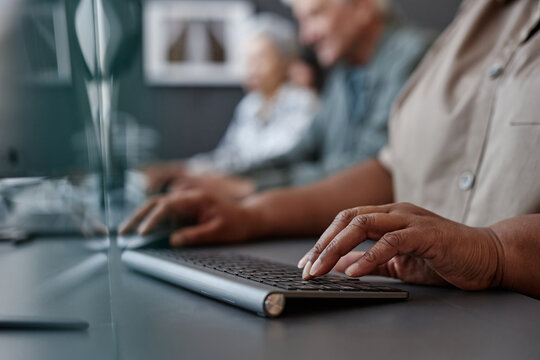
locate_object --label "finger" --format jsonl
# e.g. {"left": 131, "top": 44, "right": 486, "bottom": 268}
{"left": 138, "top": 191, "right": 209, "bottom": 235}
{"left": 170, "top": 218, "right": 222, "bottom": 247}
{"left": 370, "top": 256, "right": 449, "bottom": 286}
{"left": 333, "top": 251, "right": 397, "bottom": 278}
{"left": 362, "top": 259, "right": 397, "bottom": 278}
{"left": 307, "top": 213, "right": 409, "bottom": 279}
{"left": 137, "top": 200, "right": 171, "bottom": 235}
{"left": 171, "top": 181, "right": 193, "bottom": 193}
{"left": 298, "top": 205, "right": 393, "bottom": 269}
{"left": 333, "top": 252, "right": 365, "bottom": 272}
{"left": 118, "top": 197, "right": 160, "bottom": 234}
{"left": 146, "top": 177, "right": 163, "bottom": 192}
{"left": 334, "top": 251, "right": 401, "bottom": 278}
{"left": 82, "top": 215, "right": 109, "bottom": 237}
{"left": 344, "top": 229, "right": 416, "bottom": 277}
{"left": 146, "top": 171, "right": 170, "bottom": 192}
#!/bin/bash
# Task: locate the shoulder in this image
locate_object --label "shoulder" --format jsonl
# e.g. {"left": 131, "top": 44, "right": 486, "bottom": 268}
{"left": 277, "top": 84, "right": 319, "bottom": 109}
{"left": 373, "top": 23, "right": 435, "bottom": 78}
{"left": 384, "top": 22, "right": 435, "bottom": 60}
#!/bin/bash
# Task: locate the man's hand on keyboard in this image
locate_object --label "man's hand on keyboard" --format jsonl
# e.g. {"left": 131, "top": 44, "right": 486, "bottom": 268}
{"left": 297, "top": 202, "right": 505, "bottom": 292}
{"left": 118, "top": 189, "right": 258, "bottom": 246}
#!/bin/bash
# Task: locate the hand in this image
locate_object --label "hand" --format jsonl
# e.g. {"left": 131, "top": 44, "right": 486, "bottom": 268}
{"left": 172, "top": 173, "right": 256, "bottom": 201}
{"left": 143, "top": 162, "right": 186, "bottom": 193}
{"left": 118, "top": 190, "right": 258, "bottom": 246}
{"left": 298, "top": 202, "right": 504, "bottom": 291}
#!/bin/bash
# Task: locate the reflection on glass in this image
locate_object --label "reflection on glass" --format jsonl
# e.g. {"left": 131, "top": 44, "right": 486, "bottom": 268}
{"left": 2, "top": 0, "right": 172, "bottom": 357}
{"left": 0, "top": 0, "right": 145, "bottom": 358}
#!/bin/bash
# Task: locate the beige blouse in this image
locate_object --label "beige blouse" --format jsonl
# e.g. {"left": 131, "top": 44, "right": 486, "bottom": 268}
{"left": 379, "top": 0, "right": 540, "bottom": 226}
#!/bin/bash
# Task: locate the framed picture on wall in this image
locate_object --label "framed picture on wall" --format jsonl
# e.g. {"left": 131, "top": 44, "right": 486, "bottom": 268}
{"left": 143, "top": 0, "right": 253, "bottom": 86}
{"left": 19, "top": 1, "right": 71, "bottom": 85}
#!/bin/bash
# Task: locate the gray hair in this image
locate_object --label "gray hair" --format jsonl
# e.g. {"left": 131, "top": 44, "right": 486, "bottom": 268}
{"left": 281, "top": 0, "right": 392, "bottom": 17}
{"left": 244, "top": 13, "right": 299, "bottom": 60}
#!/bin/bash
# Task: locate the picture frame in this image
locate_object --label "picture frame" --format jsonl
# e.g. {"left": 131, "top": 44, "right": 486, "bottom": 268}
{"left": 143, "top": 0, "right": 253, "bottom": 86}
{"left": 18, "top": 1, "right": 71, "bottom": 86}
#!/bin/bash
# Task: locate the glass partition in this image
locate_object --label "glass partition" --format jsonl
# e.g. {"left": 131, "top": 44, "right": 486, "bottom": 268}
{"left": 1, "top": 0, "right": 233, "bottom": 357}
{"left": 0, "top": 0, "right": 140, "bottom": 358}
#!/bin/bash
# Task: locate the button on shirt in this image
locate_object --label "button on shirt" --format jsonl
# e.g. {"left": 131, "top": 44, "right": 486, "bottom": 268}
{"left": 379, "top": 0, "right": 540, "bottom": 226}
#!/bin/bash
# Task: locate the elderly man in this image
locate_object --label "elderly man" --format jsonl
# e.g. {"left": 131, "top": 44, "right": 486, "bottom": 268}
{"left": 122, "top": 0, "right": 540, "bottom": 299}
{"left": 147, "top": 0, "right": 432, "bottom": 196}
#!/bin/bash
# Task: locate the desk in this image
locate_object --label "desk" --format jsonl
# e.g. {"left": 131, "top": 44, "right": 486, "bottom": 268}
{"left": 1, "top": 237, "right": 539, "bottom": 360}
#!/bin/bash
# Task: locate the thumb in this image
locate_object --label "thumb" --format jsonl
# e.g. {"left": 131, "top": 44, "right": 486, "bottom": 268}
{"left": 333, "top": 252, "right": 366, "bottom": 273}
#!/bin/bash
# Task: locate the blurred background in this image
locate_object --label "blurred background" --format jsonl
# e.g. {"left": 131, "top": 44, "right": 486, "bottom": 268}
{"left": 119, "top": 0, "right": 462, "bottom": 160}
{"left": 0, "top": 0, "right": 462, "bottom": 180}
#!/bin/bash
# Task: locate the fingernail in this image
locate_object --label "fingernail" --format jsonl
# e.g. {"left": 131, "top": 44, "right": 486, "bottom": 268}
{"left": 137, "top": 223, "right": 148, "bottom": 235}
{"left": 302, "top": 261, "right": 313, "bottom": 279}
{"left": 345, "top": 263, "right": 360, "bottom": 277}
{"left": 297, "top": 254, "right": 309, "bottom": 268}
{"left": 309, "top": 258, "right": 322, "bottom": 276}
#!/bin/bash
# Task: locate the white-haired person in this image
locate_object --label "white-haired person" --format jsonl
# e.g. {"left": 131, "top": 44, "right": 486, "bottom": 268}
{"left": 146, "top": 13, "right": 319, "bottom": 199}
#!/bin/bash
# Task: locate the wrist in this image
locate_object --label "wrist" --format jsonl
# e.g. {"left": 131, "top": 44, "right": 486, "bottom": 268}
{"left": 484, "top": 226, "right": 506, "bottom": 289}
{"left": 239, "top": 194, "right": 272, "bottom": 239}
{"left": 235, "top": 178, "right": 256, "bottom": 200}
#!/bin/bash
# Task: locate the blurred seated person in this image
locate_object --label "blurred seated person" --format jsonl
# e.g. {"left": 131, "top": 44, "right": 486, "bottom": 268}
{"left": 146, "top": 14, "right": 318, "bottom": 198}
{"left": 148, "top": 0, "right": 432, "bottom": 199}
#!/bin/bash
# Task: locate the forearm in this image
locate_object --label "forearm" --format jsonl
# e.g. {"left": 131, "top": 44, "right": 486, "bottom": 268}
{"left": 247, "top": 159, "right": 353, "bottom": 192}
{"left": 241, "top": 159, "right": 394, "bottom": 238}
{"left": 490, "top": 214, "right": 540, "bottom": 299}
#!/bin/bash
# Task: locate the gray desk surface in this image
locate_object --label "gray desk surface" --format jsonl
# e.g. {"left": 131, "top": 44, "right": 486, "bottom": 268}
{"left": 1, "top": 237, "right": 539, "bottom": 360}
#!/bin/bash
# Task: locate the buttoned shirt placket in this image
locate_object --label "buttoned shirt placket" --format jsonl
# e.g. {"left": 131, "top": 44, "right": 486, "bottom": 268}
{"left": 460, "top": 0, "right": 540, "bottom": 223}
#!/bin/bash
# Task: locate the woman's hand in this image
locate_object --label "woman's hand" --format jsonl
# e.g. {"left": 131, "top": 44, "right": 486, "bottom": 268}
{"left": 298, "top": 202, "right": 505, "bottom": 291}
{"left": 118, "top": 189, "right": 260, "bottom": 246}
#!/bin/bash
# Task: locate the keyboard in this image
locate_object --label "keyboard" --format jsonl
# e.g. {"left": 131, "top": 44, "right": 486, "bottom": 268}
{"left": 151, "top": 250, "right": 399, "bottom": 292}
{"left": 122, "top": 249, "right": 408, "bottom": 317}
